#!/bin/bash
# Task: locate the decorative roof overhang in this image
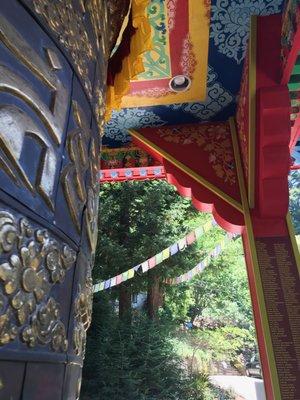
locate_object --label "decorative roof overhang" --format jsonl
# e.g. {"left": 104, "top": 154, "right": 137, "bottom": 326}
{"left": 130, "top": 121, "right": 245, "bottom": 233}
{"left": 103, "top": 0, "right": 286, "bottom": 148}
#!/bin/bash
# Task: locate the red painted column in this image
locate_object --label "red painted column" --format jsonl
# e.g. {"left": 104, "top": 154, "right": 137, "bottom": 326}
{"left": 235, "top": 14, "right": 300, "bottom": 399}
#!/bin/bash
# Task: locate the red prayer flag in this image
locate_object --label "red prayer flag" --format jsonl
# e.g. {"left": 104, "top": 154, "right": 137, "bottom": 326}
{"left": 186, "top": 232, "right": 196, "bottom": 245}
{"left": 116, "top": 274, "right": 123, "bottom": 285}
{"left": 148, "top": 256, "right": 156, "bottom": 269}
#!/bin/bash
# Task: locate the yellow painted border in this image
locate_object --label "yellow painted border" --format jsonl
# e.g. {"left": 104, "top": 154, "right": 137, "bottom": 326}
{"left": 130, "top": 128, "right": 243, "bottom": 213}
{"left": 248, "top": 16, "right": 257, "bottom": 209}
{"left": 121, "top": 0, "right": 210, "bottom": 107}
{"left": 230, "top": 117, "right": 281, "bottom": 400}
{"left": 286, "top": 212, "right": 300, "bottom": 275}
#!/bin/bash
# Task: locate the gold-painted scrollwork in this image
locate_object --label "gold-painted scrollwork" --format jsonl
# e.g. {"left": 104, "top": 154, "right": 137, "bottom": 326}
{"left": 32, "top": 0, "right": 128, "bottom": 131}
{"left": 85, "top": 188, "right": 99, "bottom": 254}
{"left": 22, "top": 297, "right": 68, "bottom": 351}
{"left": 61, "top": 101, "right": 90, "bottom": 232}
{"left": 73, "top": 274, "right": 93, "bottom": 358}
{"left": 0, "top": 14, "right": 69, "bottom": 210}
{"left": 0, "top": 14, "right": 68, "bottom": 145}
{"left": 86, "top": 0, "right": 109, "bottom": 63}
{"left": 85, "top": 137, "right": 100, "bottom": 253}
{"left": 33, "top": 0, "right": 105, "bottom": 99}
{"left": 0, "top": 210, "right": 76, "bottom": 350}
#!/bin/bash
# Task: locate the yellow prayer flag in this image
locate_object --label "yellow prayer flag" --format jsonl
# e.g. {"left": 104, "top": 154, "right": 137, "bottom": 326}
{"left": 162, "top": 248, "right": 170, "bottom": 260}
{"left": 127, "top": 268, "right": 135, "bottom": 279}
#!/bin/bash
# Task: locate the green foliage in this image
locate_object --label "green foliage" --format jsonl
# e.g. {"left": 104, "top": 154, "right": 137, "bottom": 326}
{"left": 83, "top": 180, "right": 258, "bottom": 399}
{"left": 164, "top": 237, "right": 254, "bottom": 331}
{"left": 82, "top": 295, "right": 233, "bottom": 400}
{"left": 173, "top": 325, "right": 256, "bottom": 375}
{"left": 182, "top": 372, "right": 234, "bottom": 400}
{"left": 94, "top": 180, "right": 207, "bottom": 292}
{"left": 196, "top": 239, "right": 253, "bottom": 329}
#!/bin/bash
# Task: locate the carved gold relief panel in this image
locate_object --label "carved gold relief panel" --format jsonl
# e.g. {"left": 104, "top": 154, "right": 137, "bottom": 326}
{"left": 0, "top": 208, "right": 76, "bottom": 351}
{"left": 57, "top": 89, "right": 100, "bottom": 246}
{"left": 29, "top": 0, "right": 109, "bottom": 123}
{"left": 0, "top": 2, "right": 72, "bottom": 221}
{"left": 61, "top": 101, "right": 90, "bottom": 233}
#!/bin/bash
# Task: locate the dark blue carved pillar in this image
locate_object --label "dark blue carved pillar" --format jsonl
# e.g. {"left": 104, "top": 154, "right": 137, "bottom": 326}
{"left": 0, "top": 0, "right": 122, "bottom": 398}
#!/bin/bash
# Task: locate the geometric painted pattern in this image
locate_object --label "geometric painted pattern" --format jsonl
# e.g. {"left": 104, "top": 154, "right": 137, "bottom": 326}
{"left": 103, "top": 0, "right": 285, "bottom": 148}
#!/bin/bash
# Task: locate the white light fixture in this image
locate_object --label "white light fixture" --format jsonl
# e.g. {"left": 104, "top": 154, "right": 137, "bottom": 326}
{"left": 169, "top": 75, "right": 191, "bottom": 92}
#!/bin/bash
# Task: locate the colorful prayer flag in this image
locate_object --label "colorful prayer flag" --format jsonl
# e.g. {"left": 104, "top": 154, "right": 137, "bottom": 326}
{"left": 155, "top": 252, "right": 163, "bottom": 264}
{"left": 162, "top": 248, "right": 170, "bottom": 260}
{"left": 194, "top": 226, "right": 203, "bottom": 238}
{"left": 148, "top": 256, "right": 156, "bottom": 269}
{"left": 187, "top": 232, "right": 196, "bottom": 245}
{"left": 128, "top": 268, "right": 135, "bottom": 279}
{"left": 104, "top": 279, "right": 111, "bottom": 289}
{"left": 203, "top": 220, "right": 212, "bottom": 232}
{"left": 93, "top": 219, "right": 222, "bottom": 293}
{"left": 170, "top": 243, "right": 179, "bottom": 255}
{"left": 142, "top": 261, "right": 149, "bottom": 272}
{"left": 122, "top": 271, "right": 129, "bottom": 281}
{"left": 110, "top": 277, "right": 117, "bottom": 287}
{"left": 178, "top": 238, "right": 187, "bottom": 250}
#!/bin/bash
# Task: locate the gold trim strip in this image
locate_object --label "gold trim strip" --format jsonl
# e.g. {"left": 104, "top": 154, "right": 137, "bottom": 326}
{"left": 286, "top": 212, "right": 300, "bottom": 276}
{"left": 230, "top": 117, "right": 281, "bottom": 400}
{"left": 129, "top": 128, "right": 243, "bottom": 213}
{"left": 249, "top": 15, "right": 257, "bottom": 209}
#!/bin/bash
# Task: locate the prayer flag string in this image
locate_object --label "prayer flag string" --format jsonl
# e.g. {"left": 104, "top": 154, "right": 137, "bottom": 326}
{"left": 164, "top": 234, "right": 235, "bottom": 285}
{"left": 93, "top": 219, "right": 216, "bottom": 293}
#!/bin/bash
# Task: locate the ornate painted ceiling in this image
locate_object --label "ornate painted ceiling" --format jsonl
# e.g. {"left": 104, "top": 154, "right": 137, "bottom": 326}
{"left": 103, "top": 0, "right": 285, "bottom": 148}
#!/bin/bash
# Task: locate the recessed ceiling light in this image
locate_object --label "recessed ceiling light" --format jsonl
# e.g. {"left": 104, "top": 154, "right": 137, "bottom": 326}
{"left": 169, "top": 75, "right": 191, "bottom": 92}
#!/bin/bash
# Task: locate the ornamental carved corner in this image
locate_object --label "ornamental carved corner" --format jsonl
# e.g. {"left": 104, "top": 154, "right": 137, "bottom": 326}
{"left": 32, "top": 0, "right": 110, "bottom": 126}
{"left": 73, "top": 274, "right": 93, "bottom": 358}
{"left": 0, "top": 210, "right": 76, "bottom": 351}
{"left": 22, "top": 297, "right": 68, "bottom": 351}
{"left": 61, "top": 101, "right": 100, "bottom": 248}
{"left": 33, "top": 0, "right": 95, "bottom": 99}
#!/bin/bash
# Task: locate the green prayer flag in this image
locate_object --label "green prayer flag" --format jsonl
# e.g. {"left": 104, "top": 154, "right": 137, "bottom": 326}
{"left": 194, "top": 226, "right": 203, "bottom": 238}
{"left": 122, "top": 271, "right": 129, "bottom": 281}
{"left": 155, "top": 252, "right": 163, "bottom": 264}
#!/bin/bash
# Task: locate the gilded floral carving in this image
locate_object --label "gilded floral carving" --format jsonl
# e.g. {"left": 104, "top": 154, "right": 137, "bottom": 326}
{"left": 32, "top": 0, "right": 125, "bottom": 131}
{"left": 73, "top": 275, "right": 93, "bottom": 357}
{"left": 61, "top": 101, "right": 90, "bottom": 233}
{"left": 33, "top": 0, "right": 95, "bottom": 98}
{"left": 22, "top": 297, "right": 68, "bottom": 351}
{"left": 0, "top": 210, "right": 76, "bottom": 350}
{"left": 157, "top": 123, "right": 237, "bottom": 185}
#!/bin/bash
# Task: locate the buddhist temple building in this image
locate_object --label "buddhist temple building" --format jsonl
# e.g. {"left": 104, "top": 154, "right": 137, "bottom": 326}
{"left": 0, "top": 0, "right": 298, "bottom": 399}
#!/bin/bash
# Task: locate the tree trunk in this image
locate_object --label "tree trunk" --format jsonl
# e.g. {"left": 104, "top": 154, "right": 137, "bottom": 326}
{"left": 147, "top": 273, "right": 163, "bottom": 319}
{"left": 119, "top": 284, "right": 132, "bottom": 322}
{"left": 118, "top": 199, "right": 132, "bottom": 320}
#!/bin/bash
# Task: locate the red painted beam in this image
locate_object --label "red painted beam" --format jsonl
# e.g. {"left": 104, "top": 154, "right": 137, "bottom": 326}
{"left": 99, "top": 166, "right": 166, "bottom": 183}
